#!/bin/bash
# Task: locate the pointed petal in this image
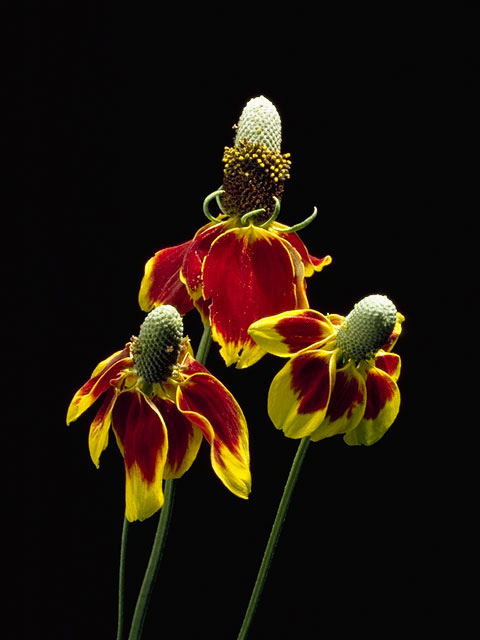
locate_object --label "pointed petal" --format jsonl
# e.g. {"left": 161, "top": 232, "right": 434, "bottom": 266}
{"left": 374, "top": 352, "right": 401, "bottom": 381}
{"left": 268, "top": 350, "right": 336, "bottom": 438}
{"left": 138, "top": 241, "right": 194, "bottom": 314}
{"left": 274, "top": 225, "right": 332, "bottom": 277}
{"left": 112, "top": 391, "right": 168, "bottom": 521}
{"left": 176, "top": 373, "right": 251, "bottom": 499}
{"left": 344, "top": 367, "right": 400, "bottom": 446}
{"left": 249, "top": 309, "right": 335, "bottom": 357}
{"left": 180, "top": 222, "right": 226, "bottom": 300}
{"left": 150, "top": 396, "right": 203, "bottom": 479}
{"left": 310, "top": 361, "right": 366, "bottom": 441}
{"left": 202, "top": 226, "right": 298, "bottom": 368}
{"left": 88, "top": 387, "right": 119, "bottom": 467}
{"left": 66, "top": 347, "right": 131, "bottom": 425}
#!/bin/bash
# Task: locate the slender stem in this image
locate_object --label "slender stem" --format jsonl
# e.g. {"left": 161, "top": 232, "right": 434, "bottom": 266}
{"left": 127, "top": 480, "right": 176, "bottom": 640}
{"left": 125, "top": 321, "right": 213, "bottom": 640}
{"left": 195, "top": 321, "right": 212, "bottom": 365}
{"left": 116, "top": 517, "right": 130, "bottom": 640}
{"left": 237, "top": 436, "right": 311, "bottom": 640}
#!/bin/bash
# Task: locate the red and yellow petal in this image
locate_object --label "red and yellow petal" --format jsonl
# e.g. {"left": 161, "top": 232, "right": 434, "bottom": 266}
{"left": 176, "top": 372, "right": 251, "bottom": 499}
{"left": 150, "top": 395, "right": 203, "bottom": 479}
{"left": 202, "top": 226, "right": 299, "bottom": 368}
{"left": 310, "top": 361, "right": 366, "bottom": 441}
{"left": 138, "top": 241, "right": 194, "bottom": 314}
{"left": 268, "top": 349, "right": 336, "bottom": 438}
{"left": 249, "top": 309, "right": 336, "bottom": 357}
{"left": 66, "top": 347, "right": 131, "bottom": 425}
{"left": 88, "top": 387, "right": 119, "bottom": 467}
{"left": 112, "top": 391, "right": 168, "bottom": 521}
{"left": 343, "top": 366, "right": 400, "bottom": 446}
{"left": 180, "top": 222, "right": 226, "bottom": 301}
{"left": 374, "top": 351, "right": 401, "bottom": 381}
{"left": 273, "top": 225, "right": 332, "bottom": 277}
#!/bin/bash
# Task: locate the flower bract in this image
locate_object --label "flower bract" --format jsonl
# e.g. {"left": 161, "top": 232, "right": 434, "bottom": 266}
{"left": 67, "top": 306, "right": 251, "bottom": 521}
{"left": 248, "top": 295, "right": 404, "bottom": 446}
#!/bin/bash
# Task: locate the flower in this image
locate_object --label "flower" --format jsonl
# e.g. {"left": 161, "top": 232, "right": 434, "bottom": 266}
{"left": 139, "top": 96, "right": 331, "bottom": 369}
{"left": 248, "top": 295, "right": 404, "bottom": 446}
{"left": 67, "top": 305, "right": 251, "bottom": 521}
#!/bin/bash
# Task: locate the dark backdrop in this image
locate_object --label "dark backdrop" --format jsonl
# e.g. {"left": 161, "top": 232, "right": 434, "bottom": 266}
{"left": 22, "top": 6, "right": 474, "bottom": 639}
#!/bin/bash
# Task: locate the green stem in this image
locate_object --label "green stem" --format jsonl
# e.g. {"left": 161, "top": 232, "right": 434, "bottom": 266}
{"left": 116, "top": 517, "right": 130, "bottom": 640}
{"left": 237, "top": 436, "right": 311, "bottom": 640}
{"left": 127, "top": 480, "right": 176, "bottom": 640}
{"left": 125, "top": 321, "right": 213, "bottom": 640}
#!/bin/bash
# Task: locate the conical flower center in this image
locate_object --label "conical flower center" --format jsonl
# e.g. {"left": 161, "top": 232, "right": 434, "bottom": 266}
{"left": 131, "top": 305, "right": 183, "bottom": 384}
{"left": 221, "top": 96, "right": 291, "bottom": 221}
{"left": 234, "top": 95, "right": 282, "bottom": 151}
{"left": 335, "top": 295, "right": 397, "bottom": 362}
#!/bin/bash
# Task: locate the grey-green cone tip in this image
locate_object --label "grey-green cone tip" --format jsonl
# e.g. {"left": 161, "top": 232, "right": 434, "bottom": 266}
{"left": 234, "top": 96, "right": 282, "bottom": 151}
{"left": 336, "top": 294, "right": 397, "bottom": 362}
{"left": 132, "top": 305, "right": 184, "bottom": 384}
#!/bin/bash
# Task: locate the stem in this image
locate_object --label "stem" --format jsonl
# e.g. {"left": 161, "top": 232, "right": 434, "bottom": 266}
{"left": 116, "top": 517, "right": 130, "bottom": 640}
{"left": 237, "top": 436, "right": 311, "bottom": 640}
{"left": 127, "top": 480, "right": 176, "bottom": 640}
{"left": 125, "top": 321, "right": 213, "bottom": 640}
{"left": 195, "top": 321, "right": 212, "bottom": 365}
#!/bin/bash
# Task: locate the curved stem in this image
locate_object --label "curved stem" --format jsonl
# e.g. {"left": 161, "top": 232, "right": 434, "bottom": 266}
{"left": 116, "top": 517, "right": 130, "bottom": 640}
{"left": 236, "top": 436, "right": 311, "bottom": 640}
{"left": 126, "top": 322, "right": 213, "bottom": 640}
{"left": 258, "top": 196, "right": 281, "bottom": 228}
{"left": 127, "top": 480, "right": 176, "bottom": 640}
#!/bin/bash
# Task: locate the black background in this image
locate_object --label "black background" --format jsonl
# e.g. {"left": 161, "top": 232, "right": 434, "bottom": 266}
{"left": 22, "top": 6, "right": 475, "bottom": 640}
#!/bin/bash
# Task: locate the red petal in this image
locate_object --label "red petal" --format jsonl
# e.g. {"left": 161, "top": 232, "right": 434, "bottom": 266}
{"left": 202, "top": 226, "right": 298, "bottom": 367}
{"left": 139, "top": 241, "right": 194, "bottom": 314}
{"left": 275, "top": 230, "right": 332, "bottom": 277}
{"left": 363, "top": 368, "right": 397, "bottom": 421}
{"left": 291, "top": 350, "right": 334, "bottom": 415}
{"left": 67, "top": 347, "right": 131, "bottom": 424}
{"left": 151, "top": 396, "right": 202, "bottom": 478}
{"left": 180, "top": 222, "right": 226, "bottom": 299}
{"left": 112, "top": 391, "right": 167, "bottom": 484}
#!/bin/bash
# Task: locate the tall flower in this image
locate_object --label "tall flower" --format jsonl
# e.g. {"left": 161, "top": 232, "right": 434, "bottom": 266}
{"left": 67, "top": 305, "right": 251, "bottom": 521}
{"left": 139, "top": 96, "right": 331, "bottom": 368}
{"left": 248, "top": 295, "right": 404, "bottom": 446}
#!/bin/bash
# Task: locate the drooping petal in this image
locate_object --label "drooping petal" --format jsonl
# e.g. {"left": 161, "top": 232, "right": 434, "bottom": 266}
{"left": 176, "top": 372, "right": 251, "bottom": 499}
{"left": 374, "top": 351, "right": 401, "bottom": 381}
{"left": 180, "top": 222, "right": 226, "bottom": 301}
{"left": 273, "top": 225, "right": 332, "bottom": 277}
{"left": 268, "top": 350, "right": 336, "bottom": 438}
{"left": 310, "top": 361, "right": 366, "bottom": 441}
{"left": 343, "top": 367, "right": 400, "bottom": 446}
{"left": 202, "top": 226, "right": 298, "bottom": 368}
{"left": 138, "top": 241, "right": 194, "bottom": 314}
{"left": 150, "top": 395, "right": 203, "bottom": 479}
{"left": 66, "top": 347, "right": 131, "bottom": 425}
{"left": 88, "top": 387, "right": 119, "bottom": 467}
{"left": 112, "top": 391, "right": 168, "bottom": 521}
{"left": 249, "top": 309, "right": 335, "bottom": 357}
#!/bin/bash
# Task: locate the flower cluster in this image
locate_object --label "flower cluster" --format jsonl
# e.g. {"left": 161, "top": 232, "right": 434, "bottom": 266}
{"left": 68, "top": 96, "right": 404, "bottom": 524}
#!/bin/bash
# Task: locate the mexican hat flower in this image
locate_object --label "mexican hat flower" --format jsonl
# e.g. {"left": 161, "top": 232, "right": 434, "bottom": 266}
{"left": 67, "top": 305, "right": 251, "bottom": 521}
{"left": 248, "top": 295, "right": 404, "bottom": 446}
{"left": 139, "top": 96, "right": 331, "bottom": 369}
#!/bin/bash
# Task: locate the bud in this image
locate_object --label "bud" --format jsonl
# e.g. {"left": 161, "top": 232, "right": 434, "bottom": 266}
{"left": 132, "top": 305, "right": 183, "bottom": 383}
{"left": 335, "top": 295, "right": 397, "bottom": 363}
{"left": 221, "top": 96, "right": 292, "bottom": 220}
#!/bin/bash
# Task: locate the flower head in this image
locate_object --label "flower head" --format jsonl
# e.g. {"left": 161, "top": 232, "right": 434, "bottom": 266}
{"left": 248, "top": 295, "right": 404, "bottom": 446}
{"left": 67, "top": 305, "right": 251, "bottom": 521}
{"left": 139, "top": 97, "right": 331, "bottom": 368}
